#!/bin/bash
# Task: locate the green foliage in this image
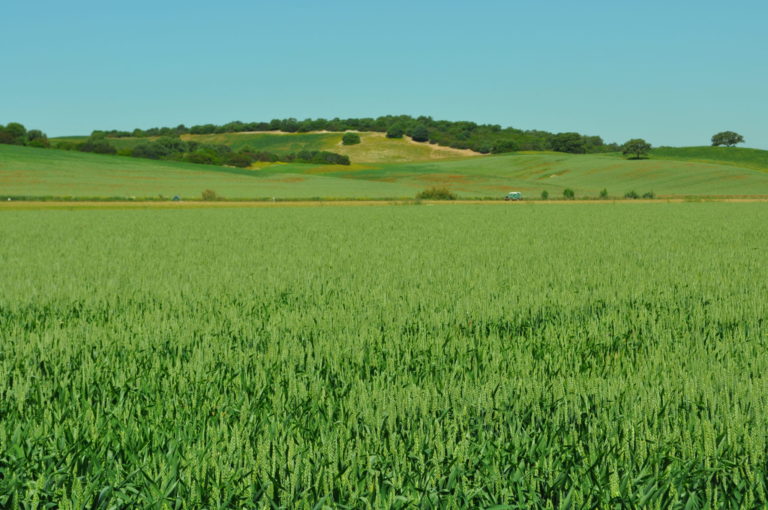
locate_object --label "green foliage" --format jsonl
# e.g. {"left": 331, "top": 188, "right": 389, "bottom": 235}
{"left": 551, "top": 132, "right": 586, "bottom": 154}
{"left": 711, "top": 131, "right": 744, "bottom": 147}
{"left": 416, "top": 186, "right": 457, "bottom": 200}
{"left": 0, "top": 122, "right": 50, "bottom": 147}
{"left": 342, "top": 132, "right": 361, "bottom": 145}
{"left": 599, "top": 188, "right": 609, "bottom": 199}
{"left": 386, "top": 124, "right": 405, "bottom": 138}
{"left": 624, "top": 190, "right": 639, "bottom": 199}
{"left": 642, "top": 191, "right": 655, "bottom": 199}
{"left": 563, "top": 187, "right": 575, "bottom": 199}
{"left": 541, "top": 189, "right": 549, "bottom": 200}
{"left": 201, "top": 189, "right": 219, "bottom": 200}
{"left": 411, "top": 125, "right": 430, "bottom": 143}
{"left": 1, "top": 204, "right": 768, "bottom": 507}
{"left": 78, "top": 136, "right": 117, "bottom": 155}
{"left": 621, "top": 138, "right": 652, "bottom": 159}
{"left": 493, "top": 140, "right": 519, "bottom": 153}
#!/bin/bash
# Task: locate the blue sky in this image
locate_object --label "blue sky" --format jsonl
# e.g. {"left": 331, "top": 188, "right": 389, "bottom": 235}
{"left": 2, "top": 0, "right": 766, "bottom": 148}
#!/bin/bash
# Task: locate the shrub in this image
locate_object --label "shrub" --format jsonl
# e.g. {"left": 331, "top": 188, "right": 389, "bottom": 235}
{"left": 624, "top": 190, "right": 639, "bottom": 199}
{"left": 642, "top": 191, "right": 655, "bottom": 199}
{"left": 563, "top": 188, "right": 575, "bottom": 200}
{"left": 416, "top": 187, "right": 457, "bottom": 200}
{"left": 541, "top": 190, "right": 549, "bottom": 200}
{"left": 411, "top": 125, "right": 429, "bottom": 143}
{"left": 599, "top": 188, "right": 609, "bottom": 199}
{"left": 201, "top": 189, "right": 220, "bottom": 201}
{"left": 224, "top": 153, "right": 254, "bottom": 168}
{"left": 79, "top": 138, "right": 117, "bottom": 155}
{"left": 342, "top": 132, "right": 360, "bottom": 145}
{"left": 492, "top": 140, "right": 518, "bottom": 154}
{"left": 386, "top": 125, "right": 404, "bottom": 138}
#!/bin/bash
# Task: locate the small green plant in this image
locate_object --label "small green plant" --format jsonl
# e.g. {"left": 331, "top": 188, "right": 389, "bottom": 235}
{"left": 642, "top": 191, "right": 655, "bottom": 199}
{"left": 624, "top": 190, "right": 639, "bottom": 199}
{"left": 201, "top": 189, "right": 220, "bottom": 201}
{"left": 342, "top": 132, "right": 361, "bottom": 145}
{"left": 599, "top": 188, "right": 609, "bottom": 199}
{"left": 563, "top": 188, "right": 575, "bottom": 200}
{"left": 541, "top": 190, "right": 549, "bottom": 200}
{"left": 416, "top": 187, "right": 456, "bottom": 200}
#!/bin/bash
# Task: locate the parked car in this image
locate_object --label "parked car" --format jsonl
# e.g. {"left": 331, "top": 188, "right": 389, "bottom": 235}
{"left": 504, "top": 192, "right": 522, "bottom": 201}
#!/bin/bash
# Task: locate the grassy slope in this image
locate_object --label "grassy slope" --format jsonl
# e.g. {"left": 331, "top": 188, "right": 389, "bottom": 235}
{"left": 651, "top": 146, "right": 768, "bottom": 172}
{"left": 0, "top": 145, "right": 412, "bottom": 199}
{"left": 7, "top": 142, "right": 768, "bottom": 199}
{"left": 308, "top": 152, "right": 768, "bottom": 197}
{"left": 51, "top": 132, "right": 477, "bottom": 163}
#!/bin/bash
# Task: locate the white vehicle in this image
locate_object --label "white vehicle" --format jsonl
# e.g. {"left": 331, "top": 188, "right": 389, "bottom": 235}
{"left": 504, "top": 191, "right": 522, "bottom": 201}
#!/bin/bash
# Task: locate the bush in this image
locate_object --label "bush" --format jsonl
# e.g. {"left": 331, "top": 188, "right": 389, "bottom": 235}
{"left": 79, "top": 138, "right": 117, "bottom": 154}
{"left": 342, "top": 132, "right": 360, "bottom": 145}
{"left": 599, "top": 188, "right": 609, "bottom": 199}
{"left": 416, "top": 187, "right": 457, "bottom": 200}
{"left": 642, "top": 191, "right": 655, "bottom": 199}
{"left": 624, "top": 190, "right": 639, "bottom": 199}
{"left": 541, "top": 190, "right": 549, "bottom": 200}
{"left": 563, "top": 188, "right": 575, "bottom": 200}
{"left": 386, "top": 125, "right": 404, "bottom": 138}
{"left": 492, "top": 140, "right": 518, "bottom": 153}
{"left": 411, "top": 125, "right": 429, "bottom": 143}
{"left": 224, "top": 153, "right": 254, "bottom": 168}
{"left": 201, "top": 189, "right": 220, "bottom": 201}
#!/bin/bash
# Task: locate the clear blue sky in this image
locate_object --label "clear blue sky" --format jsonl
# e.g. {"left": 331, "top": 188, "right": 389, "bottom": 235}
{"left": 2, "top": 0, "right": 766, "bottom": 148}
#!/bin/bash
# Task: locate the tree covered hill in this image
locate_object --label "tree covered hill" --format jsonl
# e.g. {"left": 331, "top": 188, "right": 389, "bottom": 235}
{"left": 92, "top": 115, "right": 618, "bottom": 155}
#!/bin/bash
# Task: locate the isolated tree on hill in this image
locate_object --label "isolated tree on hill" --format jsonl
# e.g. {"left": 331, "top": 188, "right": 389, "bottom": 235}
{"left": 621, "top": 138, "right": 651, "bottom": 159}
{"left": 342, "top": 132, "right": 361, "bottom": 145}
{"left": 711, "top": 131, "right": 744, "bottom": 147}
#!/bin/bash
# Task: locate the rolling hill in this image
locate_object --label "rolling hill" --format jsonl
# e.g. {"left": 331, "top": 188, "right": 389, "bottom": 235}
{"left": 5, "top": 136, "right": 768, "bottom": 199}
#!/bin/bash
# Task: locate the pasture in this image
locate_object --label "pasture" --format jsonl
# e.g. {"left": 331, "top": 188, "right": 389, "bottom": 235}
{"left": 1, "top": 203, "right": 768, "bottom": 507}
{"left": 5, "top": 142, "right": 768, "bottom": 200}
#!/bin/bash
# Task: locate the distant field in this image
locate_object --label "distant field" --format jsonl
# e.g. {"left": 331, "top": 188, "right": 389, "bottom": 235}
{"left": 652, "top": 146, "right": 768, "bottom": 172}
{"left": 0, "top": 144, "right": 413, "bottom": 199}
{"left": 6, "top": 143, "right": 768, "bottom": 199}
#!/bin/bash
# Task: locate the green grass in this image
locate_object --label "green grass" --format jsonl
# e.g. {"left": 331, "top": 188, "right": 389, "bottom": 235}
{"left": 651, "top": 146, "right": 768, "bottom": 172}
{"left": 7, "top": 143, "right": 768, "bottom": 199}
{"left": 0, "top": 144, "right": 413, "bottom": 199}
{"left": 1, "top": 203, "right": 767, "bottom": 507}
{"left": 311, "top": 151, "right": 768, "bottom": 198}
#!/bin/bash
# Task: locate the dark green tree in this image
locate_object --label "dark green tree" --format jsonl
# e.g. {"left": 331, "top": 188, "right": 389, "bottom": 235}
{"left": 2, "top": 122, "right": 27, "bottom": 145}
{"left": 411, "top": 125, "right": 429, "bottom": 142}
{"left": 342, "top": 132, "right": 361, "bottom": 145}
{"left": 386, "top": 124, "right": 405, "bottom": 138}
{"left": 711, "top": 131, "right": 744, "bottom": 147}
{"left": 621, "top": 138, "right": 651, "bottom": 159}
{"left": 550, "top": 132, "right": 586, "bottom": 154}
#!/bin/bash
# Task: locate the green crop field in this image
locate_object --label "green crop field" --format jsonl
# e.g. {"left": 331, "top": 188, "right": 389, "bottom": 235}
{"left": 2, "top": 203, "right": 767, "bottom": 507}
{"left": 6, "top": 143, "right": 768, "bottom": 201}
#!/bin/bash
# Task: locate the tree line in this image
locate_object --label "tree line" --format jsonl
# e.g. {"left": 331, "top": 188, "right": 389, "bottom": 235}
{"left": 55, "top": 135, "right": 350, "bottom": 167}
{"left": 94, "top": 115, "right": 620, "bottom": 154}
{"left": 0, "top": 122, "right": 49, "bottom": 148}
